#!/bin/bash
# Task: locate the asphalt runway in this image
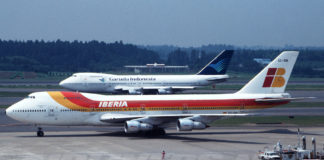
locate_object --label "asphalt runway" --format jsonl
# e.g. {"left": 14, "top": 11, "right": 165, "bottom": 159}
{"left": 0, "top": 126, "right": 323, "bottom": 160}
{"left": 1, "top": 108, "right": 324, "bottom": 159}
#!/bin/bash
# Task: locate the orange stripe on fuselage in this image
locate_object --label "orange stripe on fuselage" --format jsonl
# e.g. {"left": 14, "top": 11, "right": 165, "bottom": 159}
{"left": 48, "top": 91, "right": 94, "bottom": 111}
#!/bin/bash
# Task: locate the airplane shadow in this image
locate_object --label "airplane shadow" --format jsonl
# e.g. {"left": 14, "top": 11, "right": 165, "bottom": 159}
{"left": 166, "top": 129, "right": 321, "bottom": 136}
{"left": 19, "top": 131, "right": 266, "bottom": 144}
{"left": 18, "top": 128, "right": 319, "bottom": 145}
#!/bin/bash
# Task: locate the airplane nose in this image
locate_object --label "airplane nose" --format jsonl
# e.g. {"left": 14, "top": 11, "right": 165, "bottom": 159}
{"left": 5, "top": 107, "right": 11, "bottom": 117}
{"left": 59, "top": 80, "right": 65, "bottom": 87}
{"left": 59, "top": 79, "right": 71, "bottom": 89}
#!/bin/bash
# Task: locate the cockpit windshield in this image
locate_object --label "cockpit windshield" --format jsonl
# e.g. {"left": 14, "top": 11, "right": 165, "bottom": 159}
{"left": 25, "top": 96, "right": 35, "bottom": 99}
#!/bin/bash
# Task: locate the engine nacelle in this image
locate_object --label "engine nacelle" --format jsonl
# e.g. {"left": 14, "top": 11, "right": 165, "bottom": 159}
{"left": 158, "top": 88, "right": 173, "bottom": 94}
{"left": 124, "top": 120, "right": 153, "bottom": 133}
{"left": 176, "top": 119, "right": 207, "bottom": 131}
{"left": 128, "top": 89, "right": 142, "bottom": 95}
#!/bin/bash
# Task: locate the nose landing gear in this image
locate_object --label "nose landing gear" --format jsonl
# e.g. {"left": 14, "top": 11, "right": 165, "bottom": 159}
{"left": 37, "top": 127, "right": 44, "bottom": 137}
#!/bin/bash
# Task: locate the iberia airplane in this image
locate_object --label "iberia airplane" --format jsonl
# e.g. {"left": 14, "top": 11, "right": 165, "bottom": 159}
{"left": 6, "top": 51, "right": 300, "bottom": 137}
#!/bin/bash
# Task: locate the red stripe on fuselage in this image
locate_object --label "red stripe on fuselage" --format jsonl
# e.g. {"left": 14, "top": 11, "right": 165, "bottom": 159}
{"left": 59, "top": 91, "right": 288, "bottom": 109}
{"left": 60, "top": 91, "right": 98, "bottom": 107}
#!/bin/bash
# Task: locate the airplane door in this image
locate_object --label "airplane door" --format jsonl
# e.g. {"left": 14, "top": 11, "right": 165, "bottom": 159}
{"left": 48, "top": 106, "right": 58, "bottom": 120}
{"left": 140, "top": 104, "right": 146, "bottom": 114}
{"left": 182, "top": 104, "right": 189, "bottom": 114}
{"left": 89, "top": 105, "right": 96, "bottom": 115}
{"left": 48, "top": 108, "right": 54, "bottom": 116}
{"left": 240, "top": 102, "right": 245, "bottom": 112}
{"left": 82, "top": 77, "right": 88, "bottom": 89}
{"left": 48, "top": 106, "right": 57, "bottom": 116}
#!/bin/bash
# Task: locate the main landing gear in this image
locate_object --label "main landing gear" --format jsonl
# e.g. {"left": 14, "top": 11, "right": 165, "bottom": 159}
{"left": 37, "top": 127, "right": 44, "bottom": 137}
{"left": 145, "top": 128, "right": 166, "bottom": 136}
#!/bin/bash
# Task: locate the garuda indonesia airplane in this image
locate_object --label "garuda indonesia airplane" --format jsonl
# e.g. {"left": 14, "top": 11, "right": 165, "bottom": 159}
{"left": 59, "top": 50, "right": 234, "bottom": 94}
{"left": 6, "top": 51, "right": 301, "bottom": 137}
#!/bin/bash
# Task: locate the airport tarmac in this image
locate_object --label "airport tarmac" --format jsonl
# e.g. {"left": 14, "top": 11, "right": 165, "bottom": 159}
{"left": 0, "top": 126, "right": 323, "bottom": 160}
{"left": 1, "top": 107, "right": 324, "bottom": 160}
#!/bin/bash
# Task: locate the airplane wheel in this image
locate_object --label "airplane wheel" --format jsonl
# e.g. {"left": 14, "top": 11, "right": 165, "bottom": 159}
{"left": 37, "top": 131, "right": 44, "bottom": 137}
{"left": 146, "top": 128, "right": 166, "bottom": 136}
{"left": 157, "top": 128, "right": 166, "bottom": 135}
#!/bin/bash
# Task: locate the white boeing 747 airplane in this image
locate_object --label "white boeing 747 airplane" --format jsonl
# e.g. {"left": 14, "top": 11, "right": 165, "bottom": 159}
{"left": 6, "top": 51, "right": 302, "bottom": 137}
{"left": 59, "top": 50, "right": 234, "bottom": 94}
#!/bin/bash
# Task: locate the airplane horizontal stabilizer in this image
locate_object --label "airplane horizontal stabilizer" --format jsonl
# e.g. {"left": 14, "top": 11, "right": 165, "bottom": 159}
{"left": 255, "top": 97, "right": 316, "bottom": 103}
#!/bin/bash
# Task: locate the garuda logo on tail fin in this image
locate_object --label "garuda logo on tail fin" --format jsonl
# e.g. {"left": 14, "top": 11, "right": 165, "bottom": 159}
{"left": 197, "top": 50, "right": 233, "bottom": 75}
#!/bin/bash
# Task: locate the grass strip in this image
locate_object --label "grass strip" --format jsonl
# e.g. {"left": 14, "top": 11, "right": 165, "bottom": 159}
{"left": 279, "top": 102, "right": 324, "bottom": 108}
{"left": 286, "top": 85, "right": 324, "bottom": 91}
{"left": 200, "top": 84, "right": 324, "bottom": 91}
{"left": 0, "top": 105, "right": 9, "bottom": 109}
{"left": 0, "top": 85, "right": 62, "bottom": 89}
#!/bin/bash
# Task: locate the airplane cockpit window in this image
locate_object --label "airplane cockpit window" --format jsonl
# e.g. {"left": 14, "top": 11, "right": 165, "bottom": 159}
{"left": 25, "top": 96, "right": 35, "bottom": 99}
{"left": 73, "top": 75, "right": 77, "bottom": 77}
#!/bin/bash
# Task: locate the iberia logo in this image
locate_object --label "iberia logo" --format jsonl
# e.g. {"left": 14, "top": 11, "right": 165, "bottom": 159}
{"left": 262, "top": 68, "right": 286, "bottom": 88}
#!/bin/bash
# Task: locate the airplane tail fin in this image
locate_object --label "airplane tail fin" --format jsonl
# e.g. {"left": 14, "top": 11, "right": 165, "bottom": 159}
{"left": 236, "top": 51, "right": 299, "bottom": 94}
{"left": 196, "top": 50, "right": 234, "bottom": 75}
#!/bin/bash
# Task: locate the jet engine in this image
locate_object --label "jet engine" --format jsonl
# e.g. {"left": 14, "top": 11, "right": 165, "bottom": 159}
{"left": 128, "top": 89, "right": 143, "bottom": 95}
{"left": 176, "top": 119, "right": 207, "bottom": 131}
{"left": 158, "top": 88, "right": 173, "bottom": 94}
{"left": 124, "top": 120, "right": 153, "bottom": 133}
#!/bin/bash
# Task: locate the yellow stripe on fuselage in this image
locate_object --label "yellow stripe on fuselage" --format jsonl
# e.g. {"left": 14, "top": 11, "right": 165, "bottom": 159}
{"left": 48, "top": 92, "right": 91, "bottom": 111}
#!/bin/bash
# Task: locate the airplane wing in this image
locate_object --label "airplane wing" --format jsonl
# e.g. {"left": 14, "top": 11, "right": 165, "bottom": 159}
{"left": 143, "top": 86, "right": 195, "bottom": 90}
{"left": 115, "top": 86, "right": 195, "bottom": 90}
{"left": 114, "top": 86, "right": 144, "bottom": 94}
{"left": 206, "top": 76, "right": 230, "bottom": 82}
{"left": 100, "top": 113, "right": 248, "bottom": 123}
{"left": 114, "top": 86, "right": 139, "bottom": 91}
{"left": 114, "top": 86, "right": 196, "bottom": 94}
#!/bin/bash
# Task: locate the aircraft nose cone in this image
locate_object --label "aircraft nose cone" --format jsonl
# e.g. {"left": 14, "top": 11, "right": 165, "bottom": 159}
{"left": 59, "top": 78, "right": 76, "bottom": 91}
{"left": 59, "top": 80, "right": 66, "bottom": 87}
{"left": 5, "top": 107, "right": 12, "bottom": 118}
{"left": 59, "top": 79, "right": 71, "bottom": 89}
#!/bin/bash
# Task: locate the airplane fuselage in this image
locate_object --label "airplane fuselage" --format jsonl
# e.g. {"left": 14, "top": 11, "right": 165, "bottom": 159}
{"left": 59, "top": 50, "right": 234, "bottom": 94}
{"left": 60, "top": 74, "right": 229, "bottom": 93}
{"left": 6, "top": 91, "right": 290, "bottom": 126}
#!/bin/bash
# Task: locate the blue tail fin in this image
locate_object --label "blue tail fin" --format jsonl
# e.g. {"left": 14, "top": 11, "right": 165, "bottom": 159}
{"left": 196, "top": 50, "right": 234, "bottom": 75}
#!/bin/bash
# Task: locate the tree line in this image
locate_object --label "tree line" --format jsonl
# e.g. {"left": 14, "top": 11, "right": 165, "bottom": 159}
{"left": 0, "top": 39, "right": 323, "bottom": 77}
{"left": 0, "top": 39, "right": 161, "bottom": 73}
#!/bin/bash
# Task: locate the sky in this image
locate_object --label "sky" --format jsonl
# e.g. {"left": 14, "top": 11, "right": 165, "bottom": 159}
{"left": 1, "top": 0, "right": 324, "bottom": 47}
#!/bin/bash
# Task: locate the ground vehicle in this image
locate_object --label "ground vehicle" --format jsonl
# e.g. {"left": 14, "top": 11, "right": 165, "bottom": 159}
{"left": 258, "top": 151, "right": 280, "bottom": 160}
